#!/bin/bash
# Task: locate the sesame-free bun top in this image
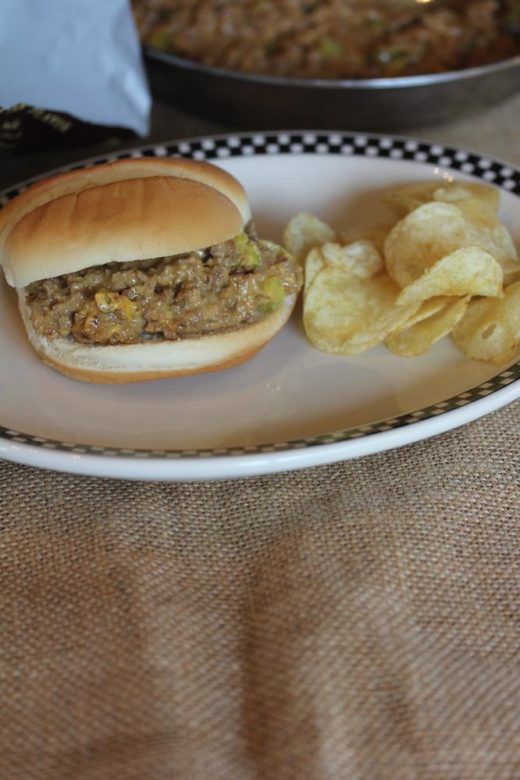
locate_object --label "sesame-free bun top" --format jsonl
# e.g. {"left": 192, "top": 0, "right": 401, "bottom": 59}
{"left": 0, "top": 158, "right": 251, "bottom": 289}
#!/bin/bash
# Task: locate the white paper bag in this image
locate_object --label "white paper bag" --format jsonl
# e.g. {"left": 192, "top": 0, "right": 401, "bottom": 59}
{"left": 0, "top": 0, "right": 151, "bottom": 136}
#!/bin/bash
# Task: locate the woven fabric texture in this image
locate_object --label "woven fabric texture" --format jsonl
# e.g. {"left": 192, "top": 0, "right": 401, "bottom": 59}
{"left": 1, "top": 399, "right": 519, "bottom": 780}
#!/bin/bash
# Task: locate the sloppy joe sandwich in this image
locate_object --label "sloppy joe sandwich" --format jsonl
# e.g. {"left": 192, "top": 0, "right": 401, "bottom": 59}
{"left": 0, "top": 158, "right": 302, "bottom": 383}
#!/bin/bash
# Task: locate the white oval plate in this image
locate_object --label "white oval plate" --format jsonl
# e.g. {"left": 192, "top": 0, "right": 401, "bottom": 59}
{"left": 0, "top": 131, "right": 519, "bottom": 480}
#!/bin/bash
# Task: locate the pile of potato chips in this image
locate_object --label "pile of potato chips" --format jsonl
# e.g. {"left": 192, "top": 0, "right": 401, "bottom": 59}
{"left": 283, "top": 181, "right": 520, "bottom": 364}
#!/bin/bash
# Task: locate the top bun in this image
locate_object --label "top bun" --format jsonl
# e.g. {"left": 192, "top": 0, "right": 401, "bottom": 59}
{"left": 0, "top": 158, "right": 251, "bottom": 289}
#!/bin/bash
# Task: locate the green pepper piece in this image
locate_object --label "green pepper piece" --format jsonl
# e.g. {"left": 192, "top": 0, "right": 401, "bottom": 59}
{"left": 148, "top": 28, "right": 173, "bottom": 51}
{"left": 320, "top": 38, "right": 343, "bottom": 58}
{"left": 258, "top": 276, "right": 285, "bottom": 313}
{"left": 234, "top": 232, "right": 262, "bottom": 268}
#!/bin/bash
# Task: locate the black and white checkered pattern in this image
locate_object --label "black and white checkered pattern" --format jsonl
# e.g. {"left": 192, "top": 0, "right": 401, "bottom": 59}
{"left": 0, "top": 132, "right": 519, "bottom": 459}
{"left": 2, "top": 131, "right": 518, "bottom": 203}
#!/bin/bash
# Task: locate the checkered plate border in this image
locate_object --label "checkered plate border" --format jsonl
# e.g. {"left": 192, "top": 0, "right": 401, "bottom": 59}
{"left": 0, "top": 131, "right": 519, "bottom": 460}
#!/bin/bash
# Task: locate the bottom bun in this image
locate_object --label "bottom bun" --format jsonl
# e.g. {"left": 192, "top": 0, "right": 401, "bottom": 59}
{"left": 18, "top": 292, "right": 297, "bottom": 383}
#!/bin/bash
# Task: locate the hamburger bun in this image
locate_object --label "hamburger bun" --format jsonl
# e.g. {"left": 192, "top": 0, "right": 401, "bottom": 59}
{"left": 1, "top": 158, "right": 251, "bottom": 288}
{"left": 0, "top": 157, "right": 300, "bottom": 383}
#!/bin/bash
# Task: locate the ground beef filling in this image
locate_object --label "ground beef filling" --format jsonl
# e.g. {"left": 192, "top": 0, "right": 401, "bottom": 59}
{"left": 25, "top": 228, "right": 302, "bottom": 346}
{"left": 134, "top": 0, "right": 520, "bottom": 80}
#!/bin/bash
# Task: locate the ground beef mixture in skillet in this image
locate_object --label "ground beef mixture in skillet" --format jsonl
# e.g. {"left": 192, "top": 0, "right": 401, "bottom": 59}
{"left": 134, "top": 0, "right": 520, "bottom": 80}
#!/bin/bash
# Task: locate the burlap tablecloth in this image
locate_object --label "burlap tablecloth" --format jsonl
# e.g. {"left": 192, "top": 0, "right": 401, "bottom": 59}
{"left": 2, "top": 95, "right": 520, "bottom": 780}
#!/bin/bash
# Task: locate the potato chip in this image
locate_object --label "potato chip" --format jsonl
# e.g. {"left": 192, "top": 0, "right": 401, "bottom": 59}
{"left": 303, "top": 247, "right": 327, "bottom": 294}
{"left": 320, "top": 241, "right": 384, "bottom": 278}
{"left": 398, "top": 296, "right": 456, "bottom": 330}
{"left": 396, "top": 247, "right": 503, "bottom": 307}
{"left": 451, "top": 281, "right": 520, "bottom": 364}
{"left": 455, "top": 198, "right": 520, "bottom": 284}
{"left": 339, "top": 222, "right": 393, "bottom": 255}
{"left": 383, "top": 182, "right": 441, "bottom": 216}
{"left": 456, "top": 197, "right": 502, "bottom": 229}
{"left": 433, "top": 184, "right": 499, "bottom": 212}
{"left": 282, "top": 212, "right": 337, "bottom": 265}
{"left": 386, "top": 297, "right": 470, "bottom": 357}
{"left": 384, "top": 202, "right": 517, "bottom": 287}
{"left": 383, "top": 180, "right": 499, "bottom": 217}
{"left": 303, "top": 264, "right": 419, "bottom": 356}
{"left": 304, "top": 241, "right": 384, "bottom": 305}
{"left": 506, "top": 269, "right": 520, "bottom": 286}
{"left": 385, "top": 203, "right": 473, "bottom": 286}
{"left": 286, "top": 184, "right": 519, "bottom": 364}
{"left": 303, "top": 242, "right": 370, "bottom": 295}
